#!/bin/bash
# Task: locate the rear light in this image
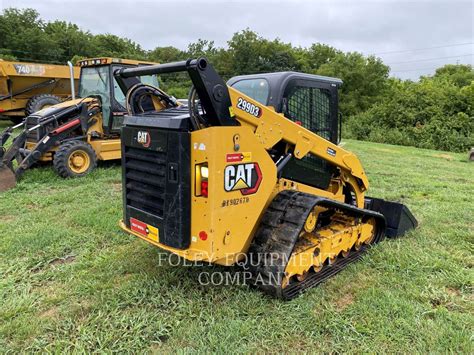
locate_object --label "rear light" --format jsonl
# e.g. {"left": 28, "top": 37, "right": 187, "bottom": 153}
{"left": 195, "top": 163, "right": 208, "bottom": 197}
{"left": 201, "top": 181, "right": 208, "bottom": 197}
{"left": 200, "top": 165, "right": 208, "bottom": 179}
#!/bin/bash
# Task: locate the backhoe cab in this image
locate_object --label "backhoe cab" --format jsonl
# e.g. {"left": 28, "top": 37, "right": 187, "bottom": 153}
{"left": 0, "top": 57, "right": 168, "bottom": 191}
{"left": 116, "top": 58, "right": 417, "bottom": 300}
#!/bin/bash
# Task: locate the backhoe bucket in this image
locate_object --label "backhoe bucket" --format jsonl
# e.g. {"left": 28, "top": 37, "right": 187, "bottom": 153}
{"left": 0, "top": 165, "right": 17, "bottom": 192}
{"left": 365, "top": 197, "right": 418, "bottom": 237}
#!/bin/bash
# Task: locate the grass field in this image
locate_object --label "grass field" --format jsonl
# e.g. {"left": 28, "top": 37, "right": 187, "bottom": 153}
{"left": 0, "top": 119, "right": 472, "bottom": 353}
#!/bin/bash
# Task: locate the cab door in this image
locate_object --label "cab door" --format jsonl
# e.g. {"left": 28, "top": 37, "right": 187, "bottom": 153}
{"left": 282, "top": 79, "right": 339, "bottom": 144}
{"left": 280, "top": 79, "right": 339, "bottom": 190}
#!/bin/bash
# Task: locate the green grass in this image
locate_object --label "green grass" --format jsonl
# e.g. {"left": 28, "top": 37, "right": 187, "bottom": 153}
{"left": 0, "top": 119, "right": 473, "bottom": 352}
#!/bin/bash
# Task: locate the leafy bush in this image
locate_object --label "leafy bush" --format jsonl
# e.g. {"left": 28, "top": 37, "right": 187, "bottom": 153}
{"left": 346, "top": 74, "right": 474, "bottom": 152}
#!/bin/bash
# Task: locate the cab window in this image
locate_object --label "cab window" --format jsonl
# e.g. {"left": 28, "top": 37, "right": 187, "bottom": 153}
{"left": 231, "top": 78, "right": 269, "bottom": 105}
{"left": 285, "top": 86, "right": 332, "bottom": 141}
{"left": 112, "top": 73, "right": 159, "bottom": 111}
{"left": 78, "top": 65, "right": 111, "bottom": 127}
{"left": 280, "top": 83, "right": 336, "bottom": 190}
{"left": 113, "top": 77, "right": 126, "bottom": 109}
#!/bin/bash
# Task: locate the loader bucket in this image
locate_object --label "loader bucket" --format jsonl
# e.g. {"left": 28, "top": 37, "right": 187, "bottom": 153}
{"left": 365, "top": 197, "right": 418, "bottom": 237}
{"left": 0, "top": 165, "right": 16, "bottom": 192}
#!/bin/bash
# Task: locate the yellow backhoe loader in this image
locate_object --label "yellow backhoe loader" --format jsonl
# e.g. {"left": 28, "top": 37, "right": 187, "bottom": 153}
{"left": 0, "top": 57, "right": 174, "bottom": 191}
{"left": 115, "top": 58, "right": 418, "bottom": 299}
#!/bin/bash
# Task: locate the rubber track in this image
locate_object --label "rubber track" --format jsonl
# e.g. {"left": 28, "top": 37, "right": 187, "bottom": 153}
{"left": 246, "top": 190, "right": 385, "bottom": 300}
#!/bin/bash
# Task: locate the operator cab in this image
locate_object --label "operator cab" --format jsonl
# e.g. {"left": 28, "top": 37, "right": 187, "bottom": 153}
{"left": 228, "top": 72, "right": 343, "bottom": 191}
{"left": 77, "top": 58, "right": 160, "bottom": 134}
{"left": 228, "top": 72, "right": 342, "bottom": 144}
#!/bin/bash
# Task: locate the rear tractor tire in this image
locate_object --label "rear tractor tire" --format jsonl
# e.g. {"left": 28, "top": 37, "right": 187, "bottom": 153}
{"left": 25, "top": 94, "right": 61, "bottom": 116}
{"left": 53, "top": 141, "right": 97, "bottom": 178}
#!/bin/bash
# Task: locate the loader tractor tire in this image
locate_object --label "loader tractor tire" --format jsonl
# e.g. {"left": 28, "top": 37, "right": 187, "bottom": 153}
{"left": 25, "top": 94, "right": 61, "bottom": 116}
{"left": 53, "top": 141, "right": 97, "bottom": 178}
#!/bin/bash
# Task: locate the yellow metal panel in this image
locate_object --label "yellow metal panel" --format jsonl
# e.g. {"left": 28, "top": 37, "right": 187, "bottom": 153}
{"left": 0, "top": 61, "right": 80, "bottom": 109}
{"left": 0, "top": 61, "right": 79, "bottom": 79}
{"left": 88, "top": 139, "right": 121, "bottom": 161}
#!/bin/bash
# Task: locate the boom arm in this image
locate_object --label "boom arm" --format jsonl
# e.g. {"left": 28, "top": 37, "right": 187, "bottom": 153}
{"left": 227, "top": 87, "right": 369, "bottom": 191}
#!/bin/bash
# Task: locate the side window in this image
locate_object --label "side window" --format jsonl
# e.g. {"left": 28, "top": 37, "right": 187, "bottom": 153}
{"left": 231, "top": 78, "right": 269, "bottom": 105}
{"left": 281, "top": 85, "right": 336, "bottom": 190}
{"left": 113, "top": 77, "right": 127, "bottom": 109}
{"left": 285, "top": 86, "right": 332, "bottom": 141}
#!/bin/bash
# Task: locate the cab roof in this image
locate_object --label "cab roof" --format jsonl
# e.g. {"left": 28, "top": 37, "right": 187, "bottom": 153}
{"left": 227, "top": 71, "right": 343, "bottom": 112}
{"left": 78, "top": 57, "right": 159, "bottom": 67}
{"left": 228, "top": 71, "right": 342, "bottom": 87}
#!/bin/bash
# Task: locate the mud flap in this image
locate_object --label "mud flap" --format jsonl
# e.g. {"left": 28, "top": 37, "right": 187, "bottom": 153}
{"left": 365, "top": 197, "right": 418, "bottom": 238}
{"left": 0, "top": 165, "right": 17, "bottom": 191}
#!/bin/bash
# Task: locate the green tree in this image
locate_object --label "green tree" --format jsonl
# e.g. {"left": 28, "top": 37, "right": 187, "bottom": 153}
{"left": 316, "top": 52, "right": 390, "bottom": 117}
{"left": 433, "top": 64, "right": 474, "bottom": 87}
{"left": 91, "top": 34, "right": 145, "bottom": 59}
{"left": 0, "top": 8, "right": 61, "bottom": 62}
{"left": 148, "top": 46, "right": 186, "bottom": 63}
{"left": 44, "top": 21, "right": 94, "bottom": 62}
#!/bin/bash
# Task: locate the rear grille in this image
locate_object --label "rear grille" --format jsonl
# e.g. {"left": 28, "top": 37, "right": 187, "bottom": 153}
{"left": 124, "top": 146, "right": 166, "bottom": 217}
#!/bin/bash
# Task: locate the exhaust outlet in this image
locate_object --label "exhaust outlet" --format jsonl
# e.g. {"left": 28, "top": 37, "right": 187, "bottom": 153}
{"left": 67, "top": 61, "right": 75, "bottom": 100}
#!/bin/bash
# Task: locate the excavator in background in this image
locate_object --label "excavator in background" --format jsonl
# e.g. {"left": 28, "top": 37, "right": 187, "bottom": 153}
{"left": 115, "top": 58, "right": 418, "bottom": 299}
{"left": 0, "top": 57, "right": 174, "bottom": 191}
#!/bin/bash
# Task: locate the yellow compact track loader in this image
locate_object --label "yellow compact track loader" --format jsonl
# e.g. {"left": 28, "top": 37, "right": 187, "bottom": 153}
{"left": 115, "top": 58, "right": 417, "bottom": 299}
{"left": 0, "top": 57, "right": 171, "bottom": 191}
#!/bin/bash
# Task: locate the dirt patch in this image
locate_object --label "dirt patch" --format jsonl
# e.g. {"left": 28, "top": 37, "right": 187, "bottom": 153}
{"left": 0, "top": 214, "right": 16, "bottom": 222}
{"left": 39, "top": 306, "right": 59, "bottom": 319}
{"left": 335, "top": 293, "right": 355, "bottom": 310}
{"left": 112, "top": 182, "right": 122, "bottom": 192}
{"left": 445, "top": 287, "right": 461, "bottom": 297}
{"left": 434, "top": 154, "right": 454, "bottom": 161}
{"left": 372, "top": 147, "right": 398, "bottom": 154}
{"left": 49, "top": 255, "right": 76, "bottom": 266}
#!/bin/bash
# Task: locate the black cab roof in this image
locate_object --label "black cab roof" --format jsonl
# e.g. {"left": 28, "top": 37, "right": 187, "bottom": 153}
{"left": 227, "top": 71, "right": 342, "bottom": 112}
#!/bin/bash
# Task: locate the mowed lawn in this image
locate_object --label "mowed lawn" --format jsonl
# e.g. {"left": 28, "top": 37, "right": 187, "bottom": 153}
{"left": 0, "top": 119, "right": 472, "bottom": 353}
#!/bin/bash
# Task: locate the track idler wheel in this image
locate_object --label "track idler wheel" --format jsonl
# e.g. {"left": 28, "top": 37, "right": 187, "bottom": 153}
{"left": 0, "top": 166, "right": 17, "bottom": 192}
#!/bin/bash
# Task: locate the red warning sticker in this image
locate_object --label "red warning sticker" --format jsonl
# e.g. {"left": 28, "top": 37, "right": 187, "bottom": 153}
{"left": 130, "top": 218, "right": 159, "bottom": 242}
{"left": 226, "top": 152, "right": 252, "bottom": 163}
{"left": 130, "top": 218, "right": 147, "bottom": 236}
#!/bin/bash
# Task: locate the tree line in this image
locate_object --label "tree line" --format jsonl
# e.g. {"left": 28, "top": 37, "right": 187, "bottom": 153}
{"left": 1, "top": 8, "right": 472, "bottom": 152}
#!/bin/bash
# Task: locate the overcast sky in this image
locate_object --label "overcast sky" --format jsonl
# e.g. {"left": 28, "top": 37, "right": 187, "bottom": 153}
{"left": 1, "top": 0, "right": 473, "bottom": 79}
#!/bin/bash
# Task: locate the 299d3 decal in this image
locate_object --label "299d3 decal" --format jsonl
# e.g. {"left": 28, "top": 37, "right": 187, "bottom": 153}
{"left": 236, "top": 97, "right": 262, "bottom": 118}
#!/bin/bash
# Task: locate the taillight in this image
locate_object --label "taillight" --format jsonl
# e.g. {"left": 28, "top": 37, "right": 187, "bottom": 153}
{"left": 201, "top": 180, "right": 208, "bottom": 197}
{"left": 195, "top": 163, "right": 208, "bottom": 197}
